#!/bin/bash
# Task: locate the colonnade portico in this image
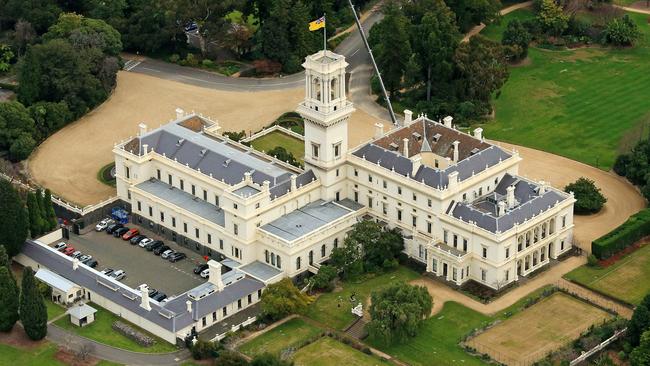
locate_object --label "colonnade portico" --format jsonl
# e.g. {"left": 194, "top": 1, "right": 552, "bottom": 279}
{"left": 425, "top": 241, "right": 470, "bottom": 287}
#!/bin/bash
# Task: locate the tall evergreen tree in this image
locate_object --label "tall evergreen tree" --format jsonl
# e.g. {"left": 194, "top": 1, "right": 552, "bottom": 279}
{"left": 19, "top": 266, "right": 48, "bottom": 340}
{"left": 0, "top": 266, "right": 19, "bottom": 332}
{"left": 0, "top": 180, "right": 28, "bottom": 256}
{"left": 36, "top": 188, "right": 49, "bottom": 231}
{"left": 44, "top": 189, "right": 57, "bottom": 230}
{"left": 630, "top": 294, "right": 650, "bottom": 347}
{"left": 26, "top": 192, "right": 42, "bottom": 238}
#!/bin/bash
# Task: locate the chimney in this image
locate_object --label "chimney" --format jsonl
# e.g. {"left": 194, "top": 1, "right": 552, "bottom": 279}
{"left": 72, "top": 258, "right": 79, "bottom": 271}
{"left": 208, "top": 260, "right": 224, "bottom": 291}
{"left": 175, "top": 108, "right": 185, "bottom": 120}
{"left": 142, "top": 144, "right": 148, "bottom": 155}
{"left": 447, "top": 171, "right": 459, "bottom": 190}
{"left": 402, "top": 138, "right": 409, "bottom": 157}
{"left": 452, "top": 141, "right": 460, "bottom": 162}
{"left": 538, "top": 181, "right": 547, "bottom": 194}
{"left": 403, "top": 109, "right": 413, "bottom": 126}
{"left": 374, "top": 123, "right": 384, "bottom": 139}
{"left": 443, "top": 116, "right": 453, "bottom": 128}
{"left": 262, "top": 180, "right": 271, "bottom": 192}
{"left": 498, "top": 201, "right": 507, "bottom": 217}
{"left": 139, "top": 284, "right": 151, "bottom": 310}
{"left": 244, "top": 171, "right": 252, "bottom": 183}
{"left": 506, "top": 185, "right": 516, "bottom": 209}
{"left": 290, "top": 174, "right": 297, "bottom": 191}
{"left": 473, "top": 127, "right": 483, "bottom": 140}
{"left": 138, "top": 122, "right": 147, "bottom": 136}
{"left": 411, "top": 155, "right": 422, "bottom": 177}
{"left": 186, "top": 300, "right": 192, "bottom": 313}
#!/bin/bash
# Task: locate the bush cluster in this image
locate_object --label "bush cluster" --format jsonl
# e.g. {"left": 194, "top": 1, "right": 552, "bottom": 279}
{"left": 591, "top": 209, "right": 650, "bottom": 259}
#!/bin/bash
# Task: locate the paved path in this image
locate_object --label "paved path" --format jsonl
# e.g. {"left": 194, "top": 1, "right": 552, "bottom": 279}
{"left": 614, "top": 4, "right": 650, "bottom": 14}
{"left": 462, "top": 1, "right": 535, "bottom": 42}
{"left": 46, "top": 324, "right": 191, "bottom": 366}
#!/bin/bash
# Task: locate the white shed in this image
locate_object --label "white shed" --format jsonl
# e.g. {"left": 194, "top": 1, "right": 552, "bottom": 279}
{"left": 66, "top": 303, "right": 97, "bottom": 327}
{"left": 35, "top": 268, "right": 83, "bottom": 305}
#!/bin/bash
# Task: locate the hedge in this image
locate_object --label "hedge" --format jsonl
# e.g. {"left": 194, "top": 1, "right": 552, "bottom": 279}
{"left": 592, "top": 208, "right": 650, "bottom": 259}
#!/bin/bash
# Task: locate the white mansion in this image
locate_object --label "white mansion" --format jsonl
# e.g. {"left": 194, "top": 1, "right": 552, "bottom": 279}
{"left": 114, "top": 50, "right": 575, "bottom": 291}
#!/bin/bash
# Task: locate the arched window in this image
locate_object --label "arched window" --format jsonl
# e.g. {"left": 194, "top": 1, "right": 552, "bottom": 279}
{"left": 276, "top": 255, "right": 281, "bottom": 269}
{"left": 309, "top": 250, "right": 314, "bottom": 265}
{"left": 271, "top": 253, "right": 276, "bottom": 266}
{"left": 312, "top": 77, "right": 321, "bottom": 101}
{"left": 265, "top": 250, "right": 269, "bottom": 263}
{"left": 321, "top": 244, "right": 326, "bottom": 258}
{"left": 331, "top": 78, "right": 338, "bottom": 100}
{"left": 333, "top": 238, "right": 338, "bottom": 248}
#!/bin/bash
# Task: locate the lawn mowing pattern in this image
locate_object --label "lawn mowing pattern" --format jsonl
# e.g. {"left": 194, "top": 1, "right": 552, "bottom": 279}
{"left": 54, "top": 303, "right": 178, "bottom": 353}
{"left": 565, "top": 244, "right": 650, "bottom": 305}
{"left": 0, "top": 342, "right": 66, "bottom": 366}
{"left": 480, "top": 8, "right": 536, "bottom": 42}
{"left": 305, "top": 266, "right": 420, "bottom": 331}
{"left": 292, "top": 336, "right": 391, "bottom": 366}
{"left": 467, "top": 293, "right": 611, "bottom": 365}
{"left": 238, "top": 318, "right": 323, "bottom": 358}
{"left": 250, "top": 130, "right": 305, "bottom": 162}
{"left": 481, "top": 12, "right": 650, "bottom": 170}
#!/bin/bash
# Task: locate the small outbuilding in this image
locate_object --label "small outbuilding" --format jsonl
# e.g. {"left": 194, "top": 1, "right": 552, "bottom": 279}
{"left": 35, "top": 268, "right": 83, "bottom": 305}
{"left": 66, "top": 303, "right": 97, "bottom": 327}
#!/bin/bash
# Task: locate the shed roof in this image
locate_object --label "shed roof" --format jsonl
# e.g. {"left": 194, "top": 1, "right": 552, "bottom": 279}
{"left": 66, "top": 303, "right": 97, "bottom": 319}
{"left": 35, "top": 268, "right": 77, "bottom": 293}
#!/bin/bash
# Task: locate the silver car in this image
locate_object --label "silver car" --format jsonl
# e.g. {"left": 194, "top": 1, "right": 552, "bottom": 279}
{"left": 95, "top": 218, "right": 114, "bottom": 231}
{"left": 110, "top": 270, "right": 126, "bottom": 281}
{"left": 79, "top": 254, "right": 92, "bottom": 263}
{"left": 54, "top": 242, "right": 66, "bottom": 250}
{"left": 161, "top": 249, "right": 174, "bottom": 259}
{"left": 138, "top": 238, "right": 154, "bottom": 248}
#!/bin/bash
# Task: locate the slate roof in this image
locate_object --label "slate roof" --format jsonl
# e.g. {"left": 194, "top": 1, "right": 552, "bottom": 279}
{"left": 260, "top": 199, "right": 363, "bottom": 242}
{"left": 449, "top": 174, "right": 571, "bottom": 233}
{"left": 21, "top": 240, "right": 264, "bottom": 333}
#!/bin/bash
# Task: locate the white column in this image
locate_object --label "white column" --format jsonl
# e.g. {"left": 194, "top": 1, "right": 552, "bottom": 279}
{"left": 426, "top": 247, "right": 432, "bottom": 272}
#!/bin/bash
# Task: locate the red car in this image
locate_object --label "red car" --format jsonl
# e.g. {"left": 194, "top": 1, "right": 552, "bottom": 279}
{"left": 122, "top": 228, "right": 140, "bottom": 240}
{"left": 63, "top": 247, "right": 76, "bottom": 256}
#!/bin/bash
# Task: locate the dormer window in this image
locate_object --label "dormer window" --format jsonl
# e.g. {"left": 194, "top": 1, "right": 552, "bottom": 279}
{"left": 389, "top": 142, "right": 399, "bottom": 151}
{"left": 433, "top": 133, "right": 441, "bottom": 142}
{"left": 412, "top": 132, "right": 422, "bottom": 141}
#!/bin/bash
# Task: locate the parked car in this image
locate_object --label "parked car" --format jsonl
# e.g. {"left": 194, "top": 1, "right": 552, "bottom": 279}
{"left": 110, "top": 270, "right": 126, "bottom": 281}
{"left": 153, "top": 245, "right": 170, "bottom": 256}
{"left": 63, "top": 247, "right": 76, "bottom": 256}
{"left": 86, "top": 259, "right": 99, "bottom": 268}
{"left": 122, "top": 228, "right": 140, "bottom": 240}
{"left": 71, "top": 251, "right": 82, "bottom": 259}
{"left": 113, "top": 227, "right": 129, "bottom": 237}
{"left": 54, "top": 242, "right": 67, "bottom": 251}
{"left": 193, "top": 263, "right": 209, "bottom": 274}
{"left": 152, "top": 292, "right": 167, "bottom": 302}
{"left": 79, "top": 254, "right": 92, "bottom": 263}
{"left": 138, "top": 238, "right": 154, "bottom": 248}
{"left": 145, "top": 240, "right": 164, "bottom": 251}
{"left": 148, "top": 288, "right": 158, "bottom": 298}
{"left": 169, "top": 252, "right": 187, "bottom": 263}
{"left": 130, "top": 235, "right": 146, "bottom": 245}
{"left": 106, "top": 223, "right": 123, "bottom": 234}
{"left": 100, "top": 268, "right": 114, "bottom": 276}
{"left": 200, "top": 268, "right": 210, "bottom": 278}
{"left": 95, "top": 218, "right": 114, "bottom": 231}
{"left": 161, "top": 249, "right": 175, "bottom": 259}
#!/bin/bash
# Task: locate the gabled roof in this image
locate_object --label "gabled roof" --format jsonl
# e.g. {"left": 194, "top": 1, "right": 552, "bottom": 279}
{"left": 36, "top": 268, "right": 78, "bottom": 293}
{"left": 67, "top": 303, "right": 97, "bottom": 319}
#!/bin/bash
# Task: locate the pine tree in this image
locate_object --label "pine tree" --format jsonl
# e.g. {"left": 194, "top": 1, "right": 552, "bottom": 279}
{"left": 26, "top": 192, "right": 42, "bottom": 238}
{"left": 0, "top": 180, "right": 29, "bottom": 256}
{"left": 19, "top": 267, "right": 47, "bottom": 340}
{"left": 0, "top": 266, "right": 19, "bottom": 332}
{"left": 0, "top": 245, "right": 9, "bottom": 268}
{"left": 43, "top": 189, "right": 57, "bottom": 230}
{"left": 36, "top": 188, "right": 49, "bottom": 233}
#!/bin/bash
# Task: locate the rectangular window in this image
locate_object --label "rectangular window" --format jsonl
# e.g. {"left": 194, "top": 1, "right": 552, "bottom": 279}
{"left": 237, "top": 299, "right": 242, "bottom": 309}
{"left": 383, "top": 180, "right": 387, "bottom": 189}
{"left": 463, "top": 238, "right": 468, "bottom": 252}
{"left": 312, "top": 143, "right": 320, "bottom": 158}
{"left": 453, "top": 267, "right": 457, "bottom": 281}
{"left": 195, "top": 228, "right": 199, "bottom": 239}
{"left": 453, "top": 235, "right": 458, "bottom": 247}
{"left": 125, "top": 166, "right": 130, "bottom": 179}
{"left": 412, "top": 215, "right": 417, "bottom": 227}
{"left": 427, "top": 198, "right": 432, "bottom": 207}
{"left": 354, "top": 191, "right": 359, "bottom": 202}
{"left": 168, "top": 174, "right": 172, "bottom": 185}
{"left": 183, "top": 222, "right": 187, "bottom": 233}
{"left": 137, "top": 201, "right": 141, "bottom": 211}
{"left": 482, "top": 247, "right": 487, "bottom": 259}
{"left": 368, "top": 174, "right": 373, "bottom": 183}
{"left": 505, "top": 270, "right": 510, "bottom": 281}
{"left": 258, "top": 289, "right": 262, "bottom": 299}
{"left": 172, "top": 217, "right": 176, "bottom": 227}
{"left": 382, "top": 202, "right": 388, "bottom": 215}
{"left": 219, "top": 239, "right": 224, "bottom": 250}
{"left": 191, "top": 184, "right": 196, "bottom": 195}
{"left": 222, "top": 307, "right": 227, "bottom": 317}
{"left": 427, "top": 221, "right": 432, "bottom": 234}
{"left": 160, "top": 212, "right": 165, "bottom": 222}
{"left": 412, "top": 193, "right": 417, "bottom": 201}
{"left": 562, "top": 215, "right": 567, "bottom": 228}
{"left": 233, "top": 203, "right": 238, "bottom": 209}
{"left": 333, "top": 142, "right": 341, "bottom": 158}
{"left": 148, "top": 206, "right": 153, "bottom": 217}
{"left": 234, "top": 224, "right": 239, "bottom": 236}
{"left": 368, "top": 197, "right": 373, "bottom": 208}
{"left": 203, "top": 189, "right": 207, "bottom": 201}
{"left": 215, "top": 195, "right": 219, "bottom": 206}
{"left": 354, "top": 169, "right": 358, "bottom": 177}
{"left": 443, "top": 230, "right": 448, "bottom": 244}
{"left": 505, "top": 247, "right": 510, "bottom": 258}
{"left": 180, "top": 179, "right": 184, "bottom": 190}
{"left": 156, "top": 169, "right": 161, "bottom": 180}
{"left": 397, "top": 210, "right": 402, "bottom": 221}
{"left": 212, "top": 312, "right": 217, "bottom": 321}
{"left": 398, "top": 186, "right": 402, "bottom": 195}
{"left": 248, "top": 294, "right": 252, "bottom": 304}
{"left": 481, "top": 269, "right": 486, "bottom": 282}
{"left": 202, "top": 317, "right": 206, "bottom": 326}
{"left": 336, "top": 169, "right": 339, "bottom": 177}
{"left": 207, "top": 234, "right": 212, "bottom": 244}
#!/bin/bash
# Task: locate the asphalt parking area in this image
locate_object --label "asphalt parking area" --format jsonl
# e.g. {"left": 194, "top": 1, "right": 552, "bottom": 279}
{"left": 60, "top": 226, "right": 206, "bottom": 297}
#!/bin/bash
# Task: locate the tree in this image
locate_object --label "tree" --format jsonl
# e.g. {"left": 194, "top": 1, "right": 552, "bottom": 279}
{"left": 43, "top": 189, "right": 57, "bottom": 230}
{"left": 0, "top": 180, "right": 28, "bottom": 257}
{"left": 310, "top": 264, "right": 337, "bottom": 291}
{"left": 44, "top": 13, "right": 123, "bottom": 56}
{"left": 367, "top": 283, "right": 432, "bottom": 345}
{"left": 629, "top": 294, "right": 650, "bottom": 347}
{"left": 445, "top": 0, "right": 502, "bottom": 33}
{"left": 0, "top": 44, "right": 13, "bottom": 72}
{"left": 369, "top": 1, "right": 411, "bottom": 97}
{"left": 1, "top": 0, "right": 62, "bottom": 33}
{"left": 502, "top": 19, "right": 532, "bottom": 60}
{"left": 26, "top": 191, "right": 43, "bottom": 238}
{"left": 13, "top": 20, "right": 37, "bottom": 57}
{"left": 251, "top": 353, "right": 293, "bottom": 366}
{"left": 28, "top": 101, "right": 73, "bottom": 141}
{"left": 564, "top": 177, "right": 607, "bottom": 214}
{"left": 267, "top": 146, "right": 300, "bottom": 167}
{"left": 0, "top": 266, "right": 19, "bottom": 332}
{"left": 0, "top": 246, "right": 9, "bottom": 268}
{"left": 0, "top": 101, "right": 36, "bottom": 159}
{"left": 538, "top": 0, "right": 569, "bottom": 36}
{"left": 9, "top": 133, "right": 36, "bottom": 161}
{"left": 19, "top": 266, "right": 48, "bottom": 340}
{"left": 602, "top": 15, "right": 641, "bottom": 46}
{"left": 260, "top": 278, "right": 311, "bottom": 321}
{"left": 214, "top": 350, "right": 249, "bottom": 366}
{"left": 631, "top": 330, "right": 650, "bottom": 366}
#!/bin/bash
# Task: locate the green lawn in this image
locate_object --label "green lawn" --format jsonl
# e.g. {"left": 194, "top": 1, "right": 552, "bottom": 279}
{"left": 54, "top": 303, "right": 178, "bottom": 353}
{"left": 293, "top": 336, "right": 391, "bottom": 366}
{"left": 565, "top": 244, "right": 650, "bottom": 305}
{"left": 0, "top": 342, "right": 65, "bottom": 366}
{"left": 250, "top": 130, "right": 305, "bottom": 162}
{"left": 238, "top": 317, "right": 323, "bottom": 358}
{"left": 481, "top": 8, "right": 536, "bottom": 42}
{"left": 46, "top": 300, "right": 66, "bottom": 321}
{"left": 304, "top": 266, "right": 421, "bottom": 330}
{"left": 481, "top": 12, "right": 650, "bottom": 170}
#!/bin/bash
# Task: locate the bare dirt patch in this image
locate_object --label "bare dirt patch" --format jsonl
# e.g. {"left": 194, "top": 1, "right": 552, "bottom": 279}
{"left": 0, "top": 326, "right": 46, "bottom": 350}
{"left": 467, "top": 292, "right": 611, "bottom": 365}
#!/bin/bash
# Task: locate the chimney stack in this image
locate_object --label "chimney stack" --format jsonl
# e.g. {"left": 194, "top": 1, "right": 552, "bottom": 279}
{"left": 411, "top": 155, "right": 422, "bottom": 177}
{"left": 208, "top": 260, "right": 224, "bottom": 291}
{"left": 142, "top": 144, "right": 148, "bottom": 155}
{"left": 473, "top": 127, "right": 483, "bottom": 141}
{"left": 138, "top": 122, "right": 147, "bottom": 137}
{"left": 498, "top": 201, "right": 507, "bottom": 217}
{"left": 443, "top": 116, "right": 453, "bottom": 128}
{"left": 290, "top": 174, "right": 297, "bottom": 191}
{"left": 452, "top": 141, "right": 460, "bottom": 162}
{"left": 447, "top": 171, "right": 459, "bottom": 190}
{"left": 262, "top": 180, "right": 271, "bottom": 192}
{"left": 244, "top": 171, "right": 252, "bottom": 183}
{"left": 403, "top": 110, "right": 413, "bottom": 126}
{"left": 186, "top": 300, "right": 192, "bottom": 313}
{"left": 506, "top": 185, "right": 516, "bottom": 209}
{"left": 175, "top": 108, "right": 185, "bottom": 120}
{"left": 538, "top": 181, "right": 547, "bottom": 194}
{"left": 374, "top": 123, "right": 384, "bottom": 139}
{"left": 139, "top": 284, "right": 151, "bottom": 310}
{"left": 73, "top": 258, "right": 79, "bottom": 271}
{"left": 403, "top": 138, "right": 409, "bottom": 157}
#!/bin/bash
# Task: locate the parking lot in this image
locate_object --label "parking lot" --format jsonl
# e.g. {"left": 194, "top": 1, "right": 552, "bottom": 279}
{"left": 55, "top": 224, "right": 206, "bottom": 297}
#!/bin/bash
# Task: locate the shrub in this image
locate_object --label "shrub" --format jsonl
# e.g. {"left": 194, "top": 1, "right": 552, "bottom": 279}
{"left": 602, "top": 15, "right": 641, "bottom": 46}
{"left": 502, "top": 19, "right": 531, "bottom": 60}
{"left": 169, "top": 54, "right": 180, "bottom": 63}
{"left": 564, "top": 177, "right": 607, "bottom": 214}
{"left": 591, "top": 208, "right": 650, "bottom": 259}
{"left": 190, "top": 339, "right": 220, "bottom": 360}
{"left": 201, "top": 59, "right": 215, "bottom": 68}
{"left": 587, "top": 254, "right": 599, "bottom": 267}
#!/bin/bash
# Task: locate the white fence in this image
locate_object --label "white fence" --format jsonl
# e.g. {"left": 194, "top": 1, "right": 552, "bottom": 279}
{"left": 241, "top": 124, "right": 304, "bottom": 144}
{"left": 570, "top": 328, "right": 627, "bottom": 366}
{"left": 212, "top": 316, "right": 257, "bottom": 341}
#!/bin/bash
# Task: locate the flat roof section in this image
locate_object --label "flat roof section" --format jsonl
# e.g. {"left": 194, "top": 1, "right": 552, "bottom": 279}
{"left": 136, "top": 178, "right": 225, "bottom": 227}
{"left": 239, "top": 261, "right": 282, "bottom": 282}
{"left": 232, "top": 185, "right": 261, "bottom": 198}
{"left": 260, "top": 199, "right": 362, "bottom": 242}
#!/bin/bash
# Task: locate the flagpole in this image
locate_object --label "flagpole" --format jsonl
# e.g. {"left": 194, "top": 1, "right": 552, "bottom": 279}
{"left": 323, "top": 13, "right": 327, "bottom": 52}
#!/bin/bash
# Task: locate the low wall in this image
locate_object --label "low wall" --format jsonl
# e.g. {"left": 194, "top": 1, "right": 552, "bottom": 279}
{"left": 36, "top": 229, "right": 64, "bottom": 245}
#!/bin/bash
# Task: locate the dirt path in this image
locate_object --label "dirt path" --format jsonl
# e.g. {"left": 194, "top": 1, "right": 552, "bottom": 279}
{"left": 614, "top": 3, "right": 650, "bottom": 14}
{"left": 462, "top": 1, "right": 535, "bottom": 42}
